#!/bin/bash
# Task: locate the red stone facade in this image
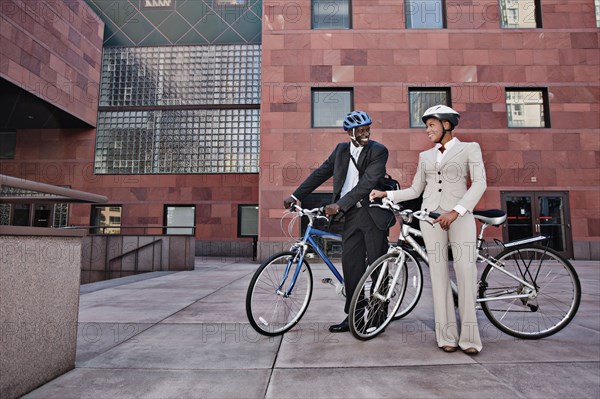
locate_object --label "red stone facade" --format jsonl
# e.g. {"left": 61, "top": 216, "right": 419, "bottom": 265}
{"left": 0, "top": 0, "right": 104, "bottom": 126}
{"left": 259, "top": 0, "right": 600, "bottom": 259}
{"left": 0, "top": 0, "right": 258, "bottom": 256}
{"left": 1, "top": 128, "right": 259, "bottom": 256}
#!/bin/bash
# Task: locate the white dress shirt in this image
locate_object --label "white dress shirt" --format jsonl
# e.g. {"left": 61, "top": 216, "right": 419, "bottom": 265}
{"left": 340, "top": 143, "right": 363, "bottom": 198}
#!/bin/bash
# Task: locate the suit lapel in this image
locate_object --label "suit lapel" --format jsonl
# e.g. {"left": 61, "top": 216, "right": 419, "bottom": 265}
{"left": 356, "top": 141, "right": 370, "bottom": 172}
{"left": 334, "top": 143, "right": 351, "bottom": 194}
{"left": 440, "top": 138, "right": 466, "bottom": 167}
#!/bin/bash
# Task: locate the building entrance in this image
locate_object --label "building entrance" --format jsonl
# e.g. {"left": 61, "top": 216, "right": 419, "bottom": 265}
{"left": 501, "top": 191, "right": 573, "bottom": 259}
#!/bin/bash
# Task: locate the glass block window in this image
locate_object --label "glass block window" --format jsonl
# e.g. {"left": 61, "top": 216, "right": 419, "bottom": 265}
{"left": 408, "top": 88, "right": 451, "bottom": 128}
{"left": 499, "top": 0, "right": 541, "bottom": 28}
{"left": 312, "top": 89, "right": 353, "bottom": 128}
{"left": 596, "top": 0, "right": 600, "bottom": 28}
{"left": 100, "top": 45, "right": 261, "bottom": 107}
{"left": 96, "top": 44, "right": 261, "bottom": 174}
{"left": 505, "top": 89, "right": 550, "bottom": 128}
{"left": 405, "top": 0, "right": 445, "bottom": 29}
{"left": 95, "top": 109, "right": 260, "bottom": 174}
{"left": 312, "top": 0, "right": 351, "bottom": 29}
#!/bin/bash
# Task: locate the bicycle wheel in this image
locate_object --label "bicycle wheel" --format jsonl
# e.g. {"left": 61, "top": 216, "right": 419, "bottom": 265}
{"left": 348, "top": 251, "right": 409, "bottom": 340}
{"left": 246, "top": 251, "right": 313, "bottom": 336}
{"left": 392, "top": 249, "right": 423, "bottom": 320}
{"left": 479, "top": 245, "right": 581, "bottom": 339}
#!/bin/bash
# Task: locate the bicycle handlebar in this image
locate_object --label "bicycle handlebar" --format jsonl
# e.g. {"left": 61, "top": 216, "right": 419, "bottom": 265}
{"left": 370, "top": 198, "right": 441, "bottom": 221}
{"left": 288, "top": 204, "right": 330, "bottom": 221}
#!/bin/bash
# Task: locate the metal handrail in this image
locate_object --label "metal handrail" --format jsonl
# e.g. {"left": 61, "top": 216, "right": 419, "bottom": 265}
{"left": 65, "top": 225, "right": 197, "bottom": 235}
{"left": 0, "top": 174, "right": 107, "bottom": 203}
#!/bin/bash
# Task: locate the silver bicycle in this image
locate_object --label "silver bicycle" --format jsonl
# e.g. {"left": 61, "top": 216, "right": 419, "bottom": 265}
{"left": 348, "top": 198, "right": 581, "bottom": 341}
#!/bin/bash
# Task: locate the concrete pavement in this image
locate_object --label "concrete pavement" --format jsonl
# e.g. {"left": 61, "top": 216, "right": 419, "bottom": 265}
{"left": 24, "top": 257, "right": 600, "bottom": 398}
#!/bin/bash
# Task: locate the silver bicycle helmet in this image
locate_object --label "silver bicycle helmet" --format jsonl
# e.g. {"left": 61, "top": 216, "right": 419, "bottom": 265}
{"left": 421, "top": 105, "right": 460, "bottom": 130}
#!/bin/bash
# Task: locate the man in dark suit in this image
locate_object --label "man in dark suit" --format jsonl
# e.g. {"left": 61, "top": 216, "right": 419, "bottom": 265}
{"left": 284, "top": 111, "right": 390, "bottom": 333}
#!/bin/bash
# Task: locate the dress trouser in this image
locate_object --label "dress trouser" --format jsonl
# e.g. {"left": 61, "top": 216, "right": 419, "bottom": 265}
{"left": 419, "top": 210, "right": 483, "bottom": 351}
{"left": 341, "top": 206, "right": 388, "bottom": 314}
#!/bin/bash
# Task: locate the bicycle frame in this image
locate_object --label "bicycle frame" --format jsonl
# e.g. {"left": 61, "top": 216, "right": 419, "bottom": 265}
{"left": 279, "top": 223, "right": 343, "bottom": 296}
{"left": 395, "top": 215, "right": 537, "bottom": 303}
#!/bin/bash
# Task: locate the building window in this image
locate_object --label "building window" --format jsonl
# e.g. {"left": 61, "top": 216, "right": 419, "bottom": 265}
{"left": 312, "top": 0, "right": 351, "bottom": 29}
{"left": 0, "top": 184, "right": 69, "bottom": 227}
{"left": 238, "top": 204, "right": 258, "bottom": 237}
{"left": 95, "top": 109, "right": 260, "bottom": 174}
{"left": 499, "top": 0, "right": 541, "bottom": 28}
{"left": 505, "top": 89, "right": 550, "bottom": 128}
{"left": 0, "top": 132, "right": 16, "bottom": 159}
{"left": 405, "top": 0, "right": 445, "bottom": 29}
{"left": 164, "top": 205, "right": 195, "bottom": 235}
{"left": 312, "top": 89, "right": 353, "bottom": 128}
{"left": 408, "top": 88, "right": 451, "bottom": 128}
{"left": 96, "top": 45, "right": 261, "bottom": 174}
{"left": 0, "top": 203, "right": 69, "bottom": 227}
{"left": 596, "top": 0, "right": 600, "bottom": 28}
{"left": 91, "top": 205, "right": 122, "bottom": 234}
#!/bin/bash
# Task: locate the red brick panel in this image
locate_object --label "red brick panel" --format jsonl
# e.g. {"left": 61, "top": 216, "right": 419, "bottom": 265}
{"left": 0, "top": 0, "right": 103, "bottom": 126}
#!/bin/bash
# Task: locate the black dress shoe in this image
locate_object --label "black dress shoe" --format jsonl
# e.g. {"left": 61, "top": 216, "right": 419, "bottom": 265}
{"left": 329, "top": 317, "right": 350, "bottom": 333}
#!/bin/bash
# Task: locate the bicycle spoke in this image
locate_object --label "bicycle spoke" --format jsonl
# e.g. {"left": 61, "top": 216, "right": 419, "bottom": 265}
{"left": 246, "top": 252, "right": 313, "bottom": 336}
{"left": 480, "top": 246, "right": 581, "bottom": 339}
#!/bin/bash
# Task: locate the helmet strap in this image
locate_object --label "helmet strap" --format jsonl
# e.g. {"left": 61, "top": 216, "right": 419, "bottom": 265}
{"left": 436, "top": 126, "right": 447, "bottom": 144}
{"left": 350, "top": 128, "right": 359, "bottom": 146}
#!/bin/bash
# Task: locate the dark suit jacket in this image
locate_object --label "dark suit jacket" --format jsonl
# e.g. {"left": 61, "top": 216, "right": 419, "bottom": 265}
{"left": 292, "top": 140, "right": 392, "bottom": 230}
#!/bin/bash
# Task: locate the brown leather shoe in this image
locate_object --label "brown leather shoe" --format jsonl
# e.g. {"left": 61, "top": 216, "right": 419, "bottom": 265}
{"left": 462, "top": 347, "right": 479, "bottom": 355}
{"left": 441, "top": 345, "right": 458, "bottom": 352}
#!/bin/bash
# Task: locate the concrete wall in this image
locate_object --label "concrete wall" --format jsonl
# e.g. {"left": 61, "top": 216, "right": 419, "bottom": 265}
{"left": 0, "top": 234, "right": 82, "bottom": 399}
{"left": 81, "top": 234, "right": 195, "bottom": 283}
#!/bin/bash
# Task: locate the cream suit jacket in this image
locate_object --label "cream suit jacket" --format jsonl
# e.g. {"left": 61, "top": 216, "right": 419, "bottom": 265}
{"left": 389, "top": 139, "right": 486, "bottom": 213}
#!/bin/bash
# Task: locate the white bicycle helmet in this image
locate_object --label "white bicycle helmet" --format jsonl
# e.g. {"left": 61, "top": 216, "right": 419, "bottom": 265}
{"left": 421, "top": 105, "right": 460, "bottom": 130}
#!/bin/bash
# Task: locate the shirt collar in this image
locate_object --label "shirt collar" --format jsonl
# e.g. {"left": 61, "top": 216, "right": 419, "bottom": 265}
{"left": 436, "top": 137, "right": 456, "bottom": 151}
{"left": 350, "top": 142, "right": 364, "bottom": 157}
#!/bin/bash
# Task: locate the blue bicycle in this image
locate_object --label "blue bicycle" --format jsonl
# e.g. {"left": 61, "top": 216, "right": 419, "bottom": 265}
{"left": 246, "top": 204, "right": 344, "bottom": 336}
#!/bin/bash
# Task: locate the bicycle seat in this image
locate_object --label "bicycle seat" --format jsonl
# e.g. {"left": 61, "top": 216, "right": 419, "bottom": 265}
{"left": 473, "top": 209, "right": 507, "bottom": 226}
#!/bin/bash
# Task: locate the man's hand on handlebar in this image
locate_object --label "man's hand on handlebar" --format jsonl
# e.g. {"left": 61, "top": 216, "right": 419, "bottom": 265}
{"left": 283, "top": 196, "right": 296, "bottom": 209}
{"left": 369, "top": 189, "right": 387, "bottom": 202}
{"left": 324, "top": 203, "right": 341, "bottom": 217}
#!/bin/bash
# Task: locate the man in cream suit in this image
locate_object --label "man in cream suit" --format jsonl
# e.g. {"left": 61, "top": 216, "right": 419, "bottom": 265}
{"left": 370, "top": 105, "right": 487, "bottom": 354}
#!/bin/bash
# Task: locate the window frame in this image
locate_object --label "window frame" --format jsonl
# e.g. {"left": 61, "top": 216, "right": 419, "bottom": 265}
{"left": 498, "top": 0, "right": 543, "bottom": 29}
{"left": 505, "top": 87, "right": 551, "bottom": 129}
{"left": 91, "top": 205, "right": 123, "bottom": 234}
{"left": 404, "top": 0, "right": 447, "bottom": 29}
{"left": 163, "top": 204, "right": 196, "bottom": 235}
{"left": 408, "top": 87, "right": 452, "bottom": 128}
{"left": 237, "top": 204, "right": 259, "bottom": 238}
{"left": 311, "top": 0, "right": 352, "bottom": 30}
{"left": 311, "top": 88, "right": 354, "bottom": 128}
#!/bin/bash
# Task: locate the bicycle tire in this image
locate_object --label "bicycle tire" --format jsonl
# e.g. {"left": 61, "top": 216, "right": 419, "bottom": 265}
{"left": 348, "top": 251, "right": 409, "bottom": 340}
{"left": 246, "top": 251, "right": 313, "bottom": 336}
{"left": 479, "top": 245, "right": 581, "bottom": 339}
{"left": 391, "top": 249, "right": 424, "bottom": 320}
